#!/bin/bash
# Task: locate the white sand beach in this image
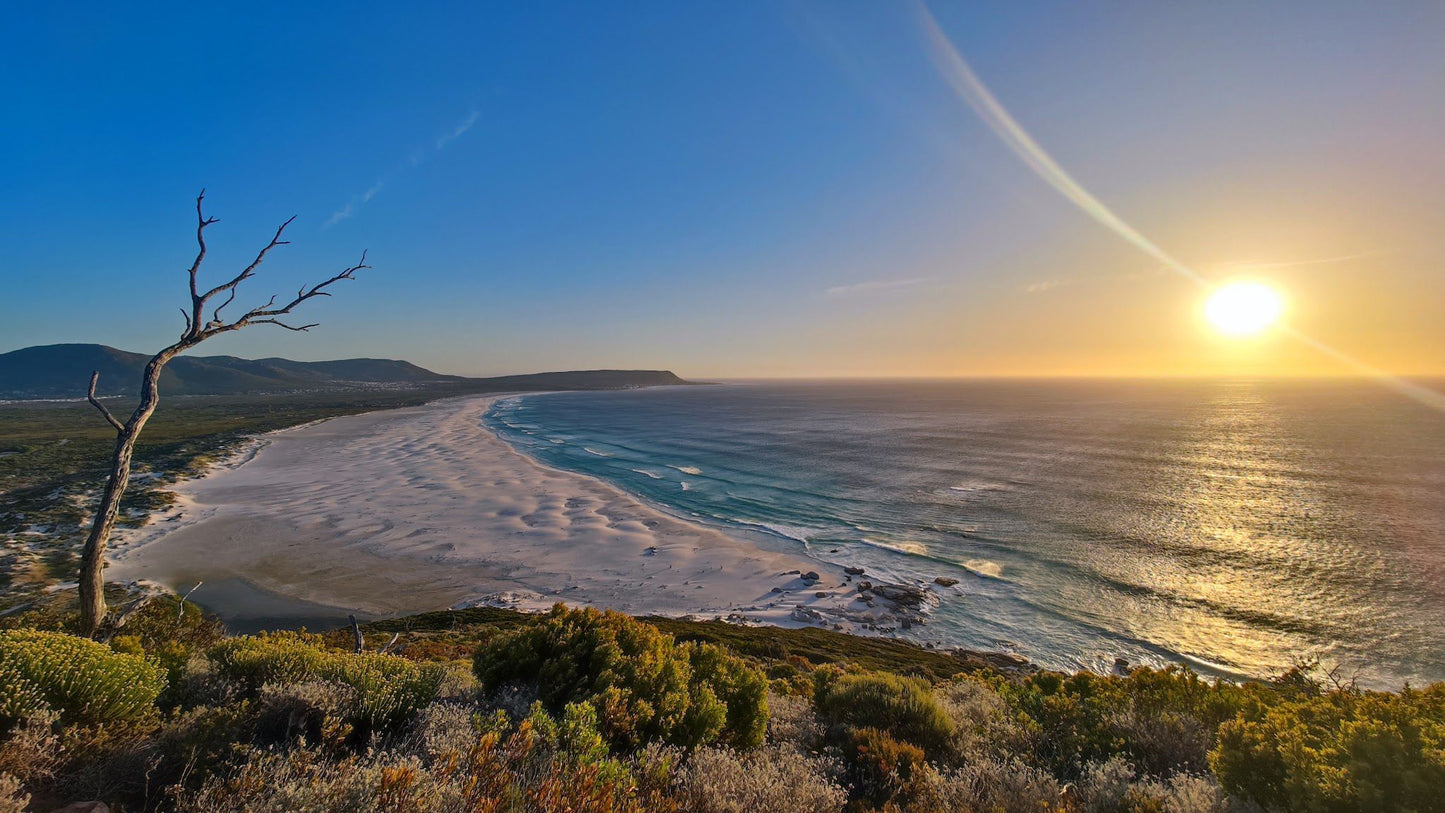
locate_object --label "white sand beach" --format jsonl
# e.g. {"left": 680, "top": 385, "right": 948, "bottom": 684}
{"left": 107, "top": 395, "right": 913, "bottom": 632}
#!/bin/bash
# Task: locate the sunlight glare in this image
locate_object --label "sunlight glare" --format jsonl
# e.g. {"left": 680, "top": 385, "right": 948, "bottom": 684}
{"left": 1205, "top": 281, "right": 1284, "bottom": 337}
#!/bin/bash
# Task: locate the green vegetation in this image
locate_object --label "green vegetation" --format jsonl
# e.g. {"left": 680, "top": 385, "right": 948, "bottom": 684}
{"left": 815, "top": 671, "right": 954, "bottom": 751}
{"left": 210, "top": 630, "right": 446, "bottom": 732}
{"left": 0, "top": 595, "right": 1436, "bottom": 811}
{"left": 0, "top": 629, "right": 165, "bottom": 727}
{"left": 1211, "top": 682, "right": 1445, "bottom": 812}
{"left": 473, "top": 605, "right": 767, "bottom": 750}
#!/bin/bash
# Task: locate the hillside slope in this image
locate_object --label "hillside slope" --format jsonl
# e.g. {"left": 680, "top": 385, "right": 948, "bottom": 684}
{"left": 0, "top": 344, "right": 694, "bottom": 399}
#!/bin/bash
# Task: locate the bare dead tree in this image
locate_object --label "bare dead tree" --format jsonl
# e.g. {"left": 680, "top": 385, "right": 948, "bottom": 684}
{"left": 79, "top": 190, "right": 367, "bottom": 636}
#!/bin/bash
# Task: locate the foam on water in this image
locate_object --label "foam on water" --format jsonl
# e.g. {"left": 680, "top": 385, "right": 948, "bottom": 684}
{"left": 484, "top": 379, "right": 1445, "bottom": 687}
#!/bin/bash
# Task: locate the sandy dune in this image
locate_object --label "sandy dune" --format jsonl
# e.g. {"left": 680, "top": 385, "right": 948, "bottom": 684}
{"left": 108, "top": 395, "right": 890, "bottom": 630}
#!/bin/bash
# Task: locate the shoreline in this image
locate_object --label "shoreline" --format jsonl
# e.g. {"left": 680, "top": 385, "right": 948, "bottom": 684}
{"left": 107, "top": 394, "right": 934, "bottom": 637}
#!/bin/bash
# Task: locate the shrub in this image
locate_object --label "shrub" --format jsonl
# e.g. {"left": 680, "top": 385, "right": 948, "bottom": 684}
{"left": 402, "top": 701, "right": 485, "bottom": 760}
{"left": 208, "top": 631, "right": 330, "bottom": 688}
{"left": 150, "top": 701, "right": 259, "bottom": 797}
{"left": 683, "top": 641, "right": 768, "bottom": 749}
{"left": 986, "top": 669, "right": 1126, "bottom": 777}
{"left": 318, "top": 651, "right": 446, "bottom": 730}
{"left": 765, "top": 691, "right": 824, "bottom": 751}
{"left": 981, "top": 666, "right": 1249, "bottom": 779}
{"left": 256, "top": 681, "right": 358, "bottom": 749}
{"left": 814, "top": 670, "right": 954, "bottom": 751}
{"left": 673, "top": 744, "right": 846, "bottom": 813}
{"left": 1210, "top": 683, "right": 1445, "bottom": 812}
{"left": 0, "top": 773, "right": 27, "bottom": 813}
{"left": 908, "top": 757, "right": 1065, "bottom": 813}
{"left": 472, "top": 605, "right": 768, "bottom": 750}
{"left": 0, "top": 629, "right": 165, "bottom": 726}
{"left": 935, "top": 674, "right": 1022, "bottom": 764}
{"left": 182, "top": 712, "right": 662, "bottom": 813}
{"left": 844, "top": 726, "right": 927, "bottom": 807}
{"left": 208, "top": 633, "right": 445, "bottom": 733}
{"left": 0, "top": 712, "right": 59, "bottom": 786}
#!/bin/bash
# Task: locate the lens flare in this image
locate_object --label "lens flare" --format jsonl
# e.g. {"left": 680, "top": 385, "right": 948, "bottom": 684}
{"left": 1205, "top": 282, "right": 1284, "bottom": 337}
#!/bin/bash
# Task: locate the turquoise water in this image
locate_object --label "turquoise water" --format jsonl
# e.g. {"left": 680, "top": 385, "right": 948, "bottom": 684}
{"left": 485, "top": 379, "right": 1445, "bottom": 687}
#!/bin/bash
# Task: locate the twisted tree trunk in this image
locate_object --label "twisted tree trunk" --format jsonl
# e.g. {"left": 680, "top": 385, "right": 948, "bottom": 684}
{"left": 79, "top": 353, "right": 177, "bottom": 634}
{"left": 78, "top": 191, "right": 366, "bottom": 636}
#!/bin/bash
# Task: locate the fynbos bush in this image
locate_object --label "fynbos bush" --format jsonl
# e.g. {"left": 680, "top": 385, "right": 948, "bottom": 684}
{"left": 1210, "top": 683, "right": 1445, "bottom": 812}
{"left": 208, "top": 632, "right": 444, "bottom": 733}
{"left": 207, "top": 631, "right": 329, "bottom": 688}
{"left": 673, "top": 744, "right": 846, "bottom": 813}
{"left": 473, "top": 605, "right": 768, "bottom": 750}
{"left": 814, "top": 670, "right": 954, "bottom": 751}
{"left": 0, "top": 629, "right": 165, "bottom": 726}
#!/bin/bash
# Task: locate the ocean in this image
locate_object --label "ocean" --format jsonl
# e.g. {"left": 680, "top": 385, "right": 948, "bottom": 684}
{"left": 484, "top": 379, "right": 1445, "bottom": 687}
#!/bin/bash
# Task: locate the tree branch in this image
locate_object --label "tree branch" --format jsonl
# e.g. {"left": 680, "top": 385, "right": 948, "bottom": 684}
{"left": 186, "top": 190, "right": 220, "bottom": 303}
{"left": 87, "top": 371, "right": 125, "bottom": 433}
{"left": 207, "top": 251, "right": 368, "bottom": 336}
{"left": 249, "top": 319, "right": 319, "bottom": 332}
{"left": 210, "top": 285, "right": 237, "bottom": 324}
{"left": 197, "top": 216, "right": 296, "bottom": 307}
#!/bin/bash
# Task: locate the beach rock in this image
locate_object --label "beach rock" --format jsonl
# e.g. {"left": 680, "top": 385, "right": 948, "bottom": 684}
{"left": 770, "top": 587, "right": 784, "bottom": 594}
{"left": 791, "top": 606, "right": 825, "bottom": 624}
{"left": 815, "top": 591, "right": 829, "bottom": 598}
{"left": 801, "top": 571, "right": 820, "bottom": 582}
{"left": 844, "top": 566, "right": 866, "bottom": 576}
{"left": 934, "top": 576, "right": 959, "bottom": 587}
{"left": 871, "top": 583, "right": 931, "bottom": 609}
{"left": 856, "top": 581, "right": 873, "bottom": 592}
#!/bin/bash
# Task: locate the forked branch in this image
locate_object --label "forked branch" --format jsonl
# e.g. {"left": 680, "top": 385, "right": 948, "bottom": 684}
{"left": 86, "top": 371, "right": 124, "bottom": 433}
{"left": 173, "top": 192, "right": 367, "bottom": 342}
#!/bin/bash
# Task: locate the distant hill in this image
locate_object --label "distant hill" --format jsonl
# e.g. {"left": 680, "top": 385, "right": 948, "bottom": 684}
{"left": 469, "top": 370, "right": 690, "bottom": 390}
{"left": 0, "top": 344, "right": 693, "bottom": 399}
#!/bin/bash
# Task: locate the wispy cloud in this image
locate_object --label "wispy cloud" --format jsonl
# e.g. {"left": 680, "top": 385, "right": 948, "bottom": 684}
{"left": 1024, "top": 280, "right": 1061, "bottom": 294}
{"left": 1216, "top": 251, "right": 1381, "bottom": 272}
{"left": 826, "top": 277, "right": 931, "bottom": 297}
{"left": 327, "top": 110, "right": 481, "bottom": 227}
{"left": 435, "top": 110, "right": 480, "bottom": 151}
{"left": 326, "top": 180, "right": 386, "bottom": 227}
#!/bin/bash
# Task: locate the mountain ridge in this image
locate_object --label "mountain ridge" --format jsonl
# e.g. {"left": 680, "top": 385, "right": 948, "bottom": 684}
{"left": 0, "top": 344, "right": 691, "bottom": 399}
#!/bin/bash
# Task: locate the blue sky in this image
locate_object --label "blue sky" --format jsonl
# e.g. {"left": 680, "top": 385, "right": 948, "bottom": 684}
{"left": 2, "top": 2, "right": 1442, "bottom": 377}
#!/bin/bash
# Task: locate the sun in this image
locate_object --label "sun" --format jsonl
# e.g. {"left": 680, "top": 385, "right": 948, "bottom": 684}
{"left": 1205, "top": 281, "right": 1284, "bottom": 337}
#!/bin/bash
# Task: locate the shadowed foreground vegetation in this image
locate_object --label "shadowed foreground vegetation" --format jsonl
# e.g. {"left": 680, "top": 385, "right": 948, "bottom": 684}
{"left": 0, "top": 598, "right": 1440, "bottom": 812}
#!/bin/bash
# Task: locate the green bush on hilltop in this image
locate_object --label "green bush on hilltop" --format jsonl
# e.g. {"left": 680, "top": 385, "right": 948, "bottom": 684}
{"left": 317, "top": 651, "right": 446, "bottom": 730}
{"left": 208, "top": 631, "right": 444, "bottom": 733}
{"left": 1211, "top": 682, "right": 1445, "bottom": 812}
{"left": 208, "top": 630, "right": 331, "bottom": 688}
{"left": 0, "top": 629, "right": 165, "bottom": 727}
{"left": 814, "top": 669, "right": 954, "bottom": 751}
{"left": 984, "top": 665, "right": 1252, "bottom": 779}
{"left": 472, "top": 604, "right": 768, "bottom": 750}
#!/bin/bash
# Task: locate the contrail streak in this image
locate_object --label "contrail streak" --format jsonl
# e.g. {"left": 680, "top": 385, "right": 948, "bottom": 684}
{"left": 912, "top": 2, "right": 1445, "bottom": 413}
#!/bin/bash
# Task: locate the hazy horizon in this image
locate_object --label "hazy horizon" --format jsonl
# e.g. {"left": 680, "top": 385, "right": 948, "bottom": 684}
{"left": 2, "top": 2, "right": 1442, "bottom": 381}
